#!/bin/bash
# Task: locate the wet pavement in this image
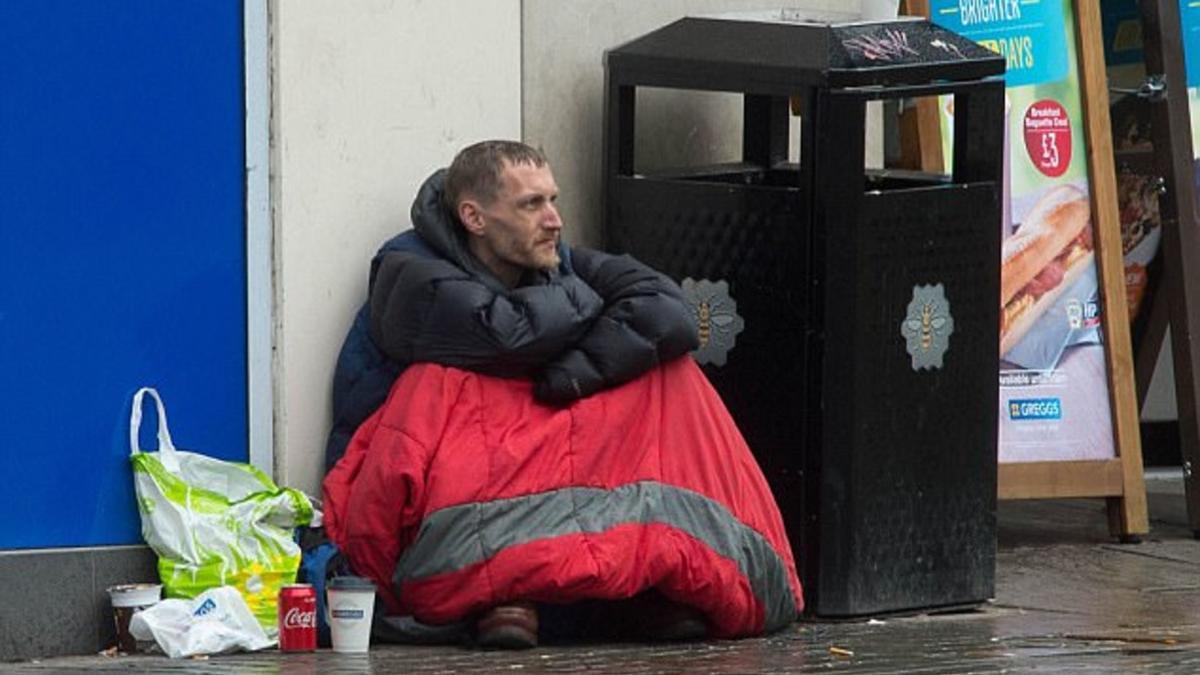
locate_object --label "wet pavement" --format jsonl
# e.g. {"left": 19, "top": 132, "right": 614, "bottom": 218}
{"left": 5, "top": 470, "right": 1198, "bottom": 674}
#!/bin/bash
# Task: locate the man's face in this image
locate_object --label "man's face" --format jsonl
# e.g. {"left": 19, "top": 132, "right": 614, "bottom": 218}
{"left": 460, "top": 161, "right": 563, "bottom": 286}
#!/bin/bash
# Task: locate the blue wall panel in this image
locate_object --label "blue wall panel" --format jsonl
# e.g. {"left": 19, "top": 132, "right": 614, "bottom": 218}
{"left": 0, "top": 2, "right": 248, "bottom": 548}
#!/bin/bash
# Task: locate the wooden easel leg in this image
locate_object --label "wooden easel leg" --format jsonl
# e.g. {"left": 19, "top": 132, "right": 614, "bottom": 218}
{"left": 1107, "top": 498, "right": 1143, "bottom": 543}
{"left": 1076, "top": 0, "right": 1150, "bottom": 539}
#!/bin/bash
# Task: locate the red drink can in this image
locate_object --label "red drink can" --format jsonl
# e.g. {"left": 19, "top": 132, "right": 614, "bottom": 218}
{"left": 278, "top": 584, "right": 318, "bottom": 651}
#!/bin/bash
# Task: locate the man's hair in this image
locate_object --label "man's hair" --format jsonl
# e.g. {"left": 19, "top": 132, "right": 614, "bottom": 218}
{"left": 443, "top": 140, "right": 548, "bottom": 211}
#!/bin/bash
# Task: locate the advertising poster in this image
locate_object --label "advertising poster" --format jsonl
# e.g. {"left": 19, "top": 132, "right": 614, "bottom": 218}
{"left": 932, "top": 0, "right": 1116, "bottom": 463}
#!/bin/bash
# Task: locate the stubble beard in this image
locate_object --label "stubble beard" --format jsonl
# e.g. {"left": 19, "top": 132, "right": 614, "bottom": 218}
{"left": 528, "top": 237, "right": 561, "bottom": 271}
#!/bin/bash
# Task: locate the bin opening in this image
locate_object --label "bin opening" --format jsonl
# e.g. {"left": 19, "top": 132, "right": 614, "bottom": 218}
{"left": 629, "top": 88, "right": 802, "bottom": 179}
{"left": 872, "top": 93, "right": 954, "bottom": 192}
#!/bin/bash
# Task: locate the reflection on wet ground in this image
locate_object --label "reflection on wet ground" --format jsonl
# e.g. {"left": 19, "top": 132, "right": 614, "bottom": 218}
{"left": 6, "top": 470, "right": 1198, "bottom": 673}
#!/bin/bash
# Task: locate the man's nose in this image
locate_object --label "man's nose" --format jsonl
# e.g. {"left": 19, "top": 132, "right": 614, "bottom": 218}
{"left": 542, "top": 205, "right": 563, "bottom": 230}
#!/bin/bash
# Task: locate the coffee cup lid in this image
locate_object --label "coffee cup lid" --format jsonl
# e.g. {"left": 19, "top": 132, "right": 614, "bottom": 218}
{"left": 328, "top": 576, "right": 376, "bottom": 591}
{"left": 107, "top": 583, "right": 162, "bottom": 608}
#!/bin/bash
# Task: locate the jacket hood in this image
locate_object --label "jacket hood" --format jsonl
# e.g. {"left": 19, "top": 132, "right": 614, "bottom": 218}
{"left": 410, "top": 169, "right": 486, "bottom": 275}
{"left": 409, "top": 169, "right": 573, "bottom": 288}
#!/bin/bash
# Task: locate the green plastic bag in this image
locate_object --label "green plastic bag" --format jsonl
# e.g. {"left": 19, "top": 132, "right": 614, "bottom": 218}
{"left": 129, "top": 387, "right": 313, "bottom": 634}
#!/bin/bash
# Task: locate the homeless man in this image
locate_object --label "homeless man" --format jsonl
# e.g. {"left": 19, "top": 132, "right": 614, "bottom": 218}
{"left": 322, "top": 140, "right": 803, "bottom": 648}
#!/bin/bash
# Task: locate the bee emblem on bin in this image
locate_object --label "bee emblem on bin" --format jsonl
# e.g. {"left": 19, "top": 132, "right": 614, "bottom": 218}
{"left": 682, "top": 278, "right": 745, "bottom": 367}
{"left": 900, "top": 283, "right": 954, "bottom": 371}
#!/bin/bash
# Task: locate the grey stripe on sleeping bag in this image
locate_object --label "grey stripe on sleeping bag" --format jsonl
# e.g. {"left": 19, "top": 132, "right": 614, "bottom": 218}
{"left": 393, "top": 480, "right": 799, "bottom": 631}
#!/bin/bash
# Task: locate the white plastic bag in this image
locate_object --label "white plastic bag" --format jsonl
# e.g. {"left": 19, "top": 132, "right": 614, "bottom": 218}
{"left": 129, "top": 586, "right": 274, "bottom": 658}
{"left": 129, "top": 387, "right": 312, "bottom": 631}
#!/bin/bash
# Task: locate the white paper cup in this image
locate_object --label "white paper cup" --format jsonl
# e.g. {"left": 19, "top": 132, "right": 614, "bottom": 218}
{"left": 107, "top": 583, "right": 161, "bottom": 653}
{"left": 327, "top": 577, "right": 376, "bottom": 654}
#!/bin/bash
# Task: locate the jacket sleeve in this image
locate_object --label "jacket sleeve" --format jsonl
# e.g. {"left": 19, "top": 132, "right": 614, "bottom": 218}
{"left": 533, "top": 248, "right": 699, "bottom": 404}
{"left": 369, "top": 251, "right": 604, "bottom": 378}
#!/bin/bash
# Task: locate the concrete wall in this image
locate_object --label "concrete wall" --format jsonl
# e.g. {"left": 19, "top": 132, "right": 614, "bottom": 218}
{"left": 1144, "top": 336, "right": 1179, "bottom": 421}
{"left": 272, "top": 0, "right": 522, "bottom": 495}
{"left": 522, "top": 0, "right": 861, "bottom": 248}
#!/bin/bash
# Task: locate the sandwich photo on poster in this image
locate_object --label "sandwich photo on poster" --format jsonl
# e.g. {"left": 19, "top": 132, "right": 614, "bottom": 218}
{"left": 932, "top": 0, "right": 1117, "bottom": 463}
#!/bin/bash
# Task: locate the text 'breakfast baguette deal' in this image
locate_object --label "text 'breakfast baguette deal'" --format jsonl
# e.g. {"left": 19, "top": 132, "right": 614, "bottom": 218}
{"left": 1000, "top": 184, "right": 1094, "bottom": 357}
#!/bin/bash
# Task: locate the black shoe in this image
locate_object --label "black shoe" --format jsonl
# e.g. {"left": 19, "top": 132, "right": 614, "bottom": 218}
{"left": 476, "top": 602, "right": 538, "bottom": 649}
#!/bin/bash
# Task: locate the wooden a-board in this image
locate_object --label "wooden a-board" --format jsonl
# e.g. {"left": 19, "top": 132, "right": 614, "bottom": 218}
{"left": 902, "top": 0, "right": 1149, "bottom": 538}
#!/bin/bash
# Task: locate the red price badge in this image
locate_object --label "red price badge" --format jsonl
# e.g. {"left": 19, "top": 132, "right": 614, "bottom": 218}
{"left": 1022, "top": 99, "right": 1072, "bottom": 178}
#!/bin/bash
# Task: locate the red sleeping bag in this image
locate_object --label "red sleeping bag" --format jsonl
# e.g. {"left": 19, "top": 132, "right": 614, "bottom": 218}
{"left": 323, "top": 357, "right": 803, "bottom": 637}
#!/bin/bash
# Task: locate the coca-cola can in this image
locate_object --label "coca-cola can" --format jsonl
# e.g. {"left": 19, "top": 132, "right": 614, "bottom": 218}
{"left": 278, "top": 584, "right": 318, "bottom": 651}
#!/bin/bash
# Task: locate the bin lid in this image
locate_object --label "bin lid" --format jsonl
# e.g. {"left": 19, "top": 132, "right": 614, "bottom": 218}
{"left": 606, "top": 11, "right": 1003, "bottom": 91}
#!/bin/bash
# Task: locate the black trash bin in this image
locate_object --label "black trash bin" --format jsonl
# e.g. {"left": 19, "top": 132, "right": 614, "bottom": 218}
{"left": 603, "top": 12, "right": 1005, "bottom": 617}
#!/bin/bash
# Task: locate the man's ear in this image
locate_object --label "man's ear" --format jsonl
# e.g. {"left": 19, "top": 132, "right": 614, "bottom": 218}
{"left": 458, "top": 200, "right": 485, "bottom": 237}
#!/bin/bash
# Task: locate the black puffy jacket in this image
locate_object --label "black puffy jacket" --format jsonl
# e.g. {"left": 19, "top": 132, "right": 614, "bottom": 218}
{"left": 324, "top": 170, "right": 698, "bottom": 470}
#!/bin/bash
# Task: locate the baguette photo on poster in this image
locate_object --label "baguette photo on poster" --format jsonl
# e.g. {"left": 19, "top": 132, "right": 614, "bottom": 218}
{"left": 1000, "top": 183, "right": 1095, "bottom": 365}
